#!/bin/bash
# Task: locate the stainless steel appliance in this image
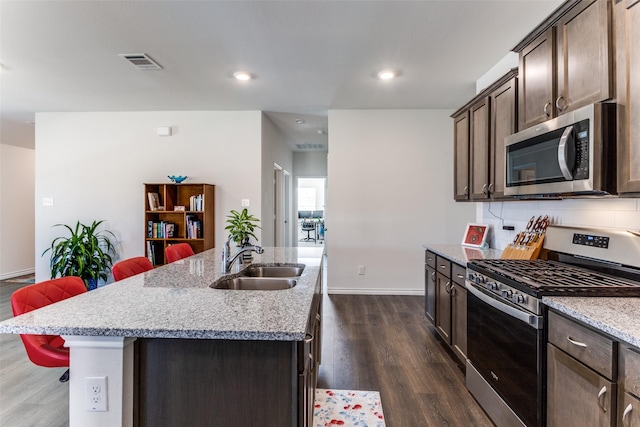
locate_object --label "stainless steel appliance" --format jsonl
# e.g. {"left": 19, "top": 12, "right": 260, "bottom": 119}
{"left": 504, "top": 103, "right": 616, "bottom": 197}
{"left": 465, "top": 225, "right": 640, "bottom": 427}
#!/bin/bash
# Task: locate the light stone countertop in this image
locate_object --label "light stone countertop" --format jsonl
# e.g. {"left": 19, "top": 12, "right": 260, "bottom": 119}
{"left": 543, "top": 297, "right": 640, "bottom": 348}
{"left": 0, "top": 247, "right": 324, "bottom": 341}
{"left": 423, "top": 244, "right": 502, "bottom": 266}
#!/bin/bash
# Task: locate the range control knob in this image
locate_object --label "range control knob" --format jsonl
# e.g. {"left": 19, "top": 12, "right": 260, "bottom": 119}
{"left": 475, "top": 275, "right": 486, "bottom": 285}
{"left": 467, "top": 273, "right": 476, "bottom": 281}
{"left": 486, "top": 282, "right": 498, "bottom": 291}
{"left": 513, "top": 294, "right": 525, "bottom": 304}
{"left": 501, "top": 289, "right": 513, "bottom": 298}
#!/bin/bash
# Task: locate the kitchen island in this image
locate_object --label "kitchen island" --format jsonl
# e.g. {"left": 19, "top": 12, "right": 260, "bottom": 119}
{"left": 0, "top": 246, "right": 324, "bottom": 427}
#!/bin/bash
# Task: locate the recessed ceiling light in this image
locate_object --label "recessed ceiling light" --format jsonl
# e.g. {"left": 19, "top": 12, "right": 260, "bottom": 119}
{"left": 377, "top": 70, "right": 397, "bottom": 80}
{"left": 295, "top": 119, "right": 305, "bottom": 125}
{"left": 233, "top": 71, "right": 252, "bottom": 81}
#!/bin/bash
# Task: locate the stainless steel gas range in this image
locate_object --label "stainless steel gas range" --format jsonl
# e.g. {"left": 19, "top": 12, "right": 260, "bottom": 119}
{"left": 465, "top": 225, "right": 640, "bottom": 427}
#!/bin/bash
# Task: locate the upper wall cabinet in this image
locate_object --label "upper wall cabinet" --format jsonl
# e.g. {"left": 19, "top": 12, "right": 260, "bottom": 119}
{"left": 452, "top": 69, "right": 518, "bottom": 201}
{"left": 516, "top": 0, "right": 614, "bottom": 130}
{"left": 616, "top": 0, "right": 640, "bottom": 194}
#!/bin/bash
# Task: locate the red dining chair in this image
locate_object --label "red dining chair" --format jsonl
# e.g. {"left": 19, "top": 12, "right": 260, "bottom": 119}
{"left": 112, "top": 256, "right": 153, "bottom": 281}
{"left": 10, "top": 276, "right": 87, "bottom": 382}
{"left": 165, "top": 243, "right": 194, "bottom": 263}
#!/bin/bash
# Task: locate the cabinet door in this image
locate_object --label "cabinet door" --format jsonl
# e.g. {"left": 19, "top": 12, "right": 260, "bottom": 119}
{"left": 490, "top": 77, "right": 517, "bottom": 199}
{"left": 451, "top": 282, "right": 467, "bottom": 364}
{"left": 470, "top": 97, "right": 491, "bottom": 200}
{"left": 519, "top": 27, "right": 556, "bottom": 130}
{"left": 453, "top": 112, "right": 470, "bottom": 200}
{"left": 547, "top": 344, "right": 616, "bottom": 427}
{"left": 435, "top": 272, "right": 452, "bottom": 344}
{"left": 425, "top": 265, "right": 436, "bottom": 323}
{"left": 556, "top": 0, "right": 612, "bottom": 114}
{"left": 616, "top": 0, "right": 640, "bottom": 193}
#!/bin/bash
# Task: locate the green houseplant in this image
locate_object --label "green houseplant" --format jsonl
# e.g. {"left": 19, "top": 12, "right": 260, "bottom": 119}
{"left": 224, "top": 208, "right": 261, "bottom": 246}
{"left": 43, "top": 220, "right": 116, "bottom": 290}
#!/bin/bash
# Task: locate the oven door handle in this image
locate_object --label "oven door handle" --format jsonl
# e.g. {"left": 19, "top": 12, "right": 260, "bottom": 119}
{"left": 466, "top": 282, "right": 542, "bottom": 329}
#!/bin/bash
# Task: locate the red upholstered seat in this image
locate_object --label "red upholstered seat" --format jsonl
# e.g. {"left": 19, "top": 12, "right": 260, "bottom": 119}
{"left": 112, "top": 256, "right": 153, "bottom": 281}
{"left": 165, "top": 243, "right": 194, "bottom": 263}
{"left": 10, "top": 276, "right": 87, "bottom": 368}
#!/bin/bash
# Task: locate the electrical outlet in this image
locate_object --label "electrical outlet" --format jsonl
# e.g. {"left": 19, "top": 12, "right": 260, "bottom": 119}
{"left": 242, "top": 199, "right": 250, "bottom": 207}
{"left": 357, "top": 265, "right": 365, "bottom": 275}
{"left": 85, "top": 376, "right": 108, "bottom": 412}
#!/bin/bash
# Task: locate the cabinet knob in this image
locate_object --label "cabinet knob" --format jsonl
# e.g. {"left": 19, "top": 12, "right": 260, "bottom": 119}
{"left": 464, "top": 186, "right": 469, "bottom": 196}
{"left": 445, "top": 281, "right": 452, "bottom": 293}
{"left": 488, "top": 183, "right": 495, "bottom": 193}
{"left": 544, "top": 102, "right": 552, "bottom": 117}
{"left": 555, "top": 95, "right": 567, "bottom": 112}
{"left": 482, "top": 184, "right": 489, "bottom": 196}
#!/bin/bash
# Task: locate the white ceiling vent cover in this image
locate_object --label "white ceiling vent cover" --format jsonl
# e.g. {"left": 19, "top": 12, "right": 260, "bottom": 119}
{"left": 119, "top": 53, "right": 162, "bottom": 70}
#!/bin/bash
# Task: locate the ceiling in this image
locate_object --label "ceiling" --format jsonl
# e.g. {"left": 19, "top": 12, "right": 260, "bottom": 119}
{"left": 0, "top": 0, "right": 563, "bottom": 151}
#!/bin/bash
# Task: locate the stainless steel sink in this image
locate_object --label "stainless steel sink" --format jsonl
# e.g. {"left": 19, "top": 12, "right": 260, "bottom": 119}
{"left": 211, "top": 277, "right": 297, "bottom": 290}
{"left": 239, "top": 264, "right": 305, "bottom": 278}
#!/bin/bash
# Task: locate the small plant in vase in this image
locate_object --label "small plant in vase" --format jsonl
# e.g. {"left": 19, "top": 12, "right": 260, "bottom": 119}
{"left": 43, "top": 220, "right": 117, "bottom": 290}
{"left": 224, "top": 208, "right": 261, "bottom": 261}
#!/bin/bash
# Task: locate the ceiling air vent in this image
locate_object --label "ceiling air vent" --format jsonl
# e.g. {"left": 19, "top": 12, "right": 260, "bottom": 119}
{"left": 119, "top": 53, "right": 163, "bottom": 70}
{"left": 295, "top": 143, "right": 325, "bottom": 150}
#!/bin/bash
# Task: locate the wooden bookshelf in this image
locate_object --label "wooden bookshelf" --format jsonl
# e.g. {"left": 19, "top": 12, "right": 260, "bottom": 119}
{"left": 144, "top": 183, "right": 215, "bottom": 266}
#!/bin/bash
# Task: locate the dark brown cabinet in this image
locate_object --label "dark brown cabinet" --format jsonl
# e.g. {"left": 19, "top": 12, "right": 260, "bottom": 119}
{"left": 424, "top": 251, "right": 436, "bottom": 323}
{"left": 516, "top": 0, "right": 613, "bottom": 130}
{"left": 452, "top": 69, "right": 518, "bottom": 201}
{"left": 435, "top": 270, "right": 451, "bottom": 343}
{"left": 616, "top": 0, "right": 640, "bottom": 194}
{"left": 453, "top": 112, "right": 470, "bottom": 200}
{"left": 450, "top": 265, "right": 467, "bottom": 364}
{"left": 620, "top": 347, "right": 640, "bottom": 427}
{"left": 547, "top": 311, "right": 616, "bottom": 427}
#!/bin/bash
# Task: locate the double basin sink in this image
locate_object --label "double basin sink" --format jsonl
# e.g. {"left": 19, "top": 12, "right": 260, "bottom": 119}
{"left": 211, "top": 264, "right": 305, "bottom": 291}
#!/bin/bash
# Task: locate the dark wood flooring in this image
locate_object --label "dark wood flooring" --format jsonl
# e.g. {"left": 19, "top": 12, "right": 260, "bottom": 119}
{"left": 0, "top": 275, "right": 492, "bottom": 426}
{"left": 318, "top": 294, "right": 493, "bottom": 426}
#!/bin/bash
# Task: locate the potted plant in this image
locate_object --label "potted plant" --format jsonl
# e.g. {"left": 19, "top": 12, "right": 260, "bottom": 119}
{"left": 224, "top": 209, "right": 261, "bottom": 260}
{"left": 43, "top": 220, "right": 117, "bottom": 290}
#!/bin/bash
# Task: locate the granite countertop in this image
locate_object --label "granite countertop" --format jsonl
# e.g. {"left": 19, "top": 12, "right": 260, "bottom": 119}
{"left": 0, "top": 247, "right": 324, "bottom": 341}
{"left": 423, "top": 244, "right": 502, "bottom": 265}
{"left": 543, "top": 296, "right": 640, "bottom": 348}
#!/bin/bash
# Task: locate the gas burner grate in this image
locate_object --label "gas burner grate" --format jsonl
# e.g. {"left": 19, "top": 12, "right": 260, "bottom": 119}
{"left": 469, "top": 259, "right": 640, "bottom": 296}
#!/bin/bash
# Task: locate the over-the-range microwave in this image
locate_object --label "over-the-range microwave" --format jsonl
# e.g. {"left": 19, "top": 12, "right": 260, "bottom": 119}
{"left": 504, "top": 103, "right": 617, "bottom": 197}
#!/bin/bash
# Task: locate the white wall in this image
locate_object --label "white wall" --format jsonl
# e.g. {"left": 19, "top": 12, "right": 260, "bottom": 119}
{"left": 35, "top": 111, "right": 263, "bottom": 281}
{"left": 327, "top": 109, "right": 475, "bottom": 294}
{"left": 479, "top": 198, "right": 640, "bottom": 251}
{"left": 261, "top": 113, "right": 294, "bottom": 247}
{"left": 293, "top": 151, "right": 328, "bottom": 177}
{"left": 0, "top": 144, "right": 36, "bottom": 279}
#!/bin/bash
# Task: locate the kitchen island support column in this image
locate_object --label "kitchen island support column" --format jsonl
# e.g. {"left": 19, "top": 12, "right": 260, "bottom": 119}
{"left": 62, "top": 336, "right": 136, "bottom": 427}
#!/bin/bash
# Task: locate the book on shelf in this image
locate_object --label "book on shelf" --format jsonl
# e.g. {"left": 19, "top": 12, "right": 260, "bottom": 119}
{"left": 146, "top": 241, "right": 155, "bottom": 265}
{"left": 189, "top": 194, "right": 204, "bottom": 211}
{"left": 186, "top": 214, "right": 201, "bottom": 238}
{"left": 147, "top": 221, "right": 176, "bottom": 239}
{"left": 147, "top": 192, "right": 161, "bottom": 211}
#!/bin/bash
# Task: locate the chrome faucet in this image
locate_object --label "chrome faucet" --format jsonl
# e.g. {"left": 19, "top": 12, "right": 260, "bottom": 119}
{"left": 222, "top": 236, "right": 264, "bottom": 274}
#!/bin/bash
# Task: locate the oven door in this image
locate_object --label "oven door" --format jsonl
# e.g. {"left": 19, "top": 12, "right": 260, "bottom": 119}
{"left": 466, "top": 282, "right": 544, "bottom": 427}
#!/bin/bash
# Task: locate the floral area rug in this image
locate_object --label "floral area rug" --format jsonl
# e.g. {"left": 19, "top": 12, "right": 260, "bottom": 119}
{"left": 313, "top": 389, "right": 385, "bottom": 427}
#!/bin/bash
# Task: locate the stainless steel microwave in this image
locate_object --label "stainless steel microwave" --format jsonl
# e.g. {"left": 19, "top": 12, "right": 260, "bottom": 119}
{"left": 504, "top": 103, "right": 616, "bottom": 197}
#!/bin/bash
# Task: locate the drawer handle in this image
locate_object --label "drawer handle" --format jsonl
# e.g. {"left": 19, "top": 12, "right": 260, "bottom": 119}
{"left": 440, "top": 265, "right": 447, "bottom": 269}
{"left": 427, "top": 257, "right": 433, "bottom": 261}
{"left": 305, "top": 333, "right": 314, "bottom": 344}
{"left": 544, "top": 101, "right": 552, "bottom": 117}
{"left": 623, "top": 403, "right": 633, "bottom": 427}
{"left": 456, "top": 274, "right": 465, "bottom": 279}
{"left": 567, "top": 336, "right": 588, "bottom": 348}
{"left": 597, "top": 386, "right": 607, "bottom": 413}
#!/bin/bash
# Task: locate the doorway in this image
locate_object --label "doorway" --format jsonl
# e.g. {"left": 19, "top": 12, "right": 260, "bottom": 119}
{"left": 297, "top": 177, "right": 326, "bottom": 247}
{"left": 273, "top": 164, "right": 291, "bottom": 247}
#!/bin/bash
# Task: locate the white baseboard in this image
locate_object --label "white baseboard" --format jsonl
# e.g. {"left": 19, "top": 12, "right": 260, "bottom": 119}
{"left": 328, "top": 288, "right": 424, "bottom": 296}
{"left": 0, "top": 268, "right": 36, "bottom": 281}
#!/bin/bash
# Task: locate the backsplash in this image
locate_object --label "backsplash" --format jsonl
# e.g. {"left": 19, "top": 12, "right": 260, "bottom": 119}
{"left": 477, "top": 198, "right": 640, "bottom": 251}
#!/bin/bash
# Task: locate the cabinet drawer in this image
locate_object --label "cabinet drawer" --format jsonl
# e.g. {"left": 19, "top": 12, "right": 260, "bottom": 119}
{"left": 625, "top": 347, "right": 640, "bottom": 399}
{"left": 451, "top": 263, "right": 466, "bottom": 286}
{"left": 436, "top": 256, "right": 451, "bottom": 277}
{"left": 548, "top": 311, "right": 615, "bottom": 380}
{"left": 425, "top": 251, "right": 436, "bottom": 268}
